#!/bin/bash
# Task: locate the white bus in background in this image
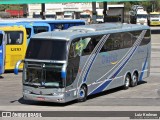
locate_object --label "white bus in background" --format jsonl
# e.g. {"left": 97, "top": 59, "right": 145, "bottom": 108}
{"left": 96, "top": 9, "right": 104, "bottom": 23}
{"left": 136, "top": 10, "right": 148, "bottom": 25}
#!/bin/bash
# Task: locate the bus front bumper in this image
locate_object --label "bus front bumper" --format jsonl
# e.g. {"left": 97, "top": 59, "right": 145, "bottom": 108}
{"left": 23, "top": 92, "right": 65, "bottom": 103}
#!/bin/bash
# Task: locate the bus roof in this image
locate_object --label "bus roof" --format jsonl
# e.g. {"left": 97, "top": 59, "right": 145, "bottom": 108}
{"left": 150, "top": 12, "right": 160, "bottom": 14}
{"left": 17, "top": 22, "right": 50, "bottom": 27}
{"left": 0, "top": 22, "right": 33, "bottom": 29}
{"left": 0, "top": 26, "right": 26, "bottom": 31}
{"left": 32, "top": 23, "right": 150, "bottom": 40}
{"left": 19, "top": 19, "right": 85, "bottom": 23}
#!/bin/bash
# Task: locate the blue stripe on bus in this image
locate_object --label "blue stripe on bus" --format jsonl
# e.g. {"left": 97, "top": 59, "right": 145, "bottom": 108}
{"left": 83, "top": 54, "right": 97, "bottom": 83}
{"left": 89, "top": 47, "right": 137, "bottom": 95}
{"left": 91, "top": 80, "right": 112, "bottom": 95}
{"left": 83, "top": 36, "right": 107, "bottom": 83}
{"left": 139, "top": 56, "right": 148, "bottom": 81}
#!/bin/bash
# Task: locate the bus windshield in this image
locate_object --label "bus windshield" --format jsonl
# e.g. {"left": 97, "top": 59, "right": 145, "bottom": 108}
{"left": 33, "top": 26, "right": 49, "bottom": 34}
{"left": 0, "top": 34, "right": 3, "bottom": 46}
{"left": 97, "top": 15, "right": 103, "bottom": 19}
{"left": 25, "top": 67, "right": 64, "bottom": 88}
{"left": 150, "top": 14, "right": 160, "bottom": 18}
{"left": 4, "top": 31, "right": 23, "bottom": 45}
{"left": 137, "top": 14, "right": 147, "bottom": 19}
{"left": 26, "top": 39, "right": 67, "bottom": 61}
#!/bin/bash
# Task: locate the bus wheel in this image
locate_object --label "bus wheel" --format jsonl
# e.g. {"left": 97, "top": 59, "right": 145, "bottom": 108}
{"left": 77, "top": 85, "right": 87, "bottom": 102}
{"left": 123, "top": 74, "right": 131, "bottom": 90}
{"left": 130, "top": 72, "right": 138, "bottom": 87}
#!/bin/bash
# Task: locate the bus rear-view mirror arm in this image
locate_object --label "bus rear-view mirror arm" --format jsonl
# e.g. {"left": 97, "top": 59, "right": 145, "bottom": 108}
{"left": 14, "top": 60, "right": 24, "bottom": 75}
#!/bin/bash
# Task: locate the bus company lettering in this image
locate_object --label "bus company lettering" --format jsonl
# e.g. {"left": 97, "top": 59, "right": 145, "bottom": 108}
{"left": 11, "top": 48, "right": 21, "bottom": 51}
{"left": 102, "top": 53, "right": 118, "bottom": 65}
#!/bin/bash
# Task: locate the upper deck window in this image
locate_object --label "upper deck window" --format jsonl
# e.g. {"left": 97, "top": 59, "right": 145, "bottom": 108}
{"left": 26, "top": 39, "right": 67, "bottom": 61}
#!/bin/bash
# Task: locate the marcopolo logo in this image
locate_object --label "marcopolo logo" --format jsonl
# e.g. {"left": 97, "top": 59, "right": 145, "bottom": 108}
{"left": 102, "top": 53, "right": 118, "bottom": 65}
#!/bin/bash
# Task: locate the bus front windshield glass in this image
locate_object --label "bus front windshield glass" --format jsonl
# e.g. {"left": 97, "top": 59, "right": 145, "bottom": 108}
{"left": 33, "top": 26, "right": 49, "bottom": 34}
{"left": 25, "top": 39, "right": 67, "bottom": 88}
{"left": 26, "top": 39, "right": 67, "bottom": 61}
{"left": 25, "top": 67, "right": 64, "bottom": 88}
{"left": 150, "top": 14, "right": 160, "bottom": 18}
{"left": 137, "top": 14, "right": 147, "bottom": 19}
{"left": 5, "top": 31, "right": 23, "bottom": 45}
{"left": 0, "top": 34, "right": 3, "bottom": 46}
{"left": 97, "top": 15, "right": 103, "bottom": 19}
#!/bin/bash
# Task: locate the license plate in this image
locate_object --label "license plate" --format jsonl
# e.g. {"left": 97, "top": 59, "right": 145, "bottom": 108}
{"left": 37, "top": 97, "right": 45, "bottom": 101}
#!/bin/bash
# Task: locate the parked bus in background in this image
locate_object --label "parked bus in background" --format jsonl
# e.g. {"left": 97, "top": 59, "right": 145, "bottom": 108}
{"left": 136, "top": 10, "right": 148, "bottom": 25}
{"left": 0, "top": 31, "right": 5, "bottom": 75}
{"left": 149, "top": 12, "right": 160, "bottom": 26}
{"left": 130, "top": 10, "right": 148, "bottom": 25}
{"left": 15, "top": 23, "right": 151, "bottom": 103}
{"left": 0, "top": 26, "right": 27, "bottom": 70}
{"left": 18, "top": 22, "right": 51, "bottom": 34}
{"left": 0, "top": 23, "right": 34, "bottom": 45}
{"left": 96, "top": 9, "right": 104, "bottom": 23}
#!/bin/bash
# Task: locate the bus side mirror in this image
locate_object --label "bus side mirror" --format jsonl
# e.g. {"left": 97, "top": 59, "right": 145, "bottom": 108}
{"left": 61, "top": 71, "right": 66, "bottom": 79}
{"left": 14, "top": 60, "right": 24, "bottom": 75}
{"left": 61, "top": 64, "right": 67, "bottom": 79}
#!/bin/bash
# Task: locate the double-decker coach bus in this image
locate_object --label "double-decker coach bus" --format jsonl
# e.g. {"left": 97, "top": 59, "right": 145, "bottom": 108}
{"left": 15, "top": 23, "right": 151, "bottom": 103}
{"left": 0, "top": 31, "right": 5, "bottom": 75}
{"left": 0, "top": 26, "right": 27, "bottom": 70}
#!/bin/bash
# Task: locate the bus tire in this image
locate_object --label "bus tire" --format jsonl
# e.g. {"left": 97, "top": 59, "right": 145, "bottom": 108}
{"left": 77, "top": 85, "right": 87, "bottom": 102}
{"left": 123, "top": 74, "right": 131, "bottom": 90}
{"left": 130, "top": 72, "right": 138, "bottom": 87}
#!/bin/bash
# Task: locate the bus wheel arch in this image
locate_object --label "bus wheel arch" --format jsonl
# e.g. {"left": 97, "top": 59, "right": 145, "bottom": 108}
{"left": 123, "top": 72, "right": 131, "bottom": 90}
{"left": 130, "top": 71, "right": 139, "bottom": 87}
{"left": 77, "top": 84, "right": 88, "bottom": 102}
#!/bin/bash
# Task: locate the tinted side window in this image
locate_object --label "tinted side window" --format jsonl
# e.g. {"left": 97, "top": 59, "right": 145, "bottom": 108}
{"left": 121, "top": 32, "right": 133, "bottom": 48}
{"left": 101, "top": 32, "right": 132, "bottom": 52}
{"left": 67, "top": 40, "right": 80, "bottom": 86}
{"left": 82, "top": 35, "right": 103, "bottom": 56}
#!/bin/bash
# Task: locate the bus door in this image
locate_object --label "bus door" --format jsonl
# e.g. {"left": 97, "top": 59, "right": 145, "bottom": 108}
{"left": 3, "top": 27, "right": 27, "bottom": 70}
{"left": 0, "top": 31, "right": 5, "bottom": 74}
